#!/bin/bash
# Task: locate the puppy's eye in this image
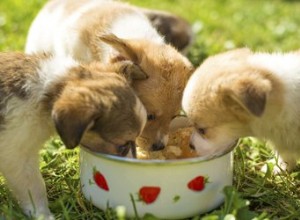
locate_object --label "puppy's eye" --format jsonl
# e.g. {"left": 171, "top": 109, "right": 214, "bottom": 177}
{"left": 147, "top": 114, "right": 156, "bottom": 121}
{"left": 198, "top": 128, "right": 206, "bottom": 135}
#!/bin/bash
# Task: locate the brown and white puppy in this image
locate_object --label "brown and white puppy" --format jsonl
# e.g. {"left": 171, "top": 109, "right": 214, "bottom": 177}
{"left": 182, "top": 48, "right": 300, "bottom": 171}
{"left": 25, "top": 0, "right": 194, "bottom": 152}
{"left": 0, "top": 52, "right": 146, "bottom": 219}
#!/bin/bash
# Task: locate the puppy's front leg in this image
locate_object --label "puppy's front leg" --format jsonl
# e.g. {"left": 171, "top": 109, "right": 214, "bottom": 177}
{"left": 277, "top": 152, "right": 297, "bottom": 172}
{"left": 1, "top": 152, "right": 54, "bottom": 220}
{"left": 261, "top": 151, "right": 297, "bottom": 174}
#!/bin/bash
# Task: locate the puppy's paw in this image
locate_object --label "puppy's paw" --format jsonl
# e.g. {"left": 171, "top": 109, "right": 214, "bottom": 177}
{"left": 38, "top": 213, "right": 55, "bottom": 220}
{"left": 260, "top": 159, "right": 285, "bottom": 174}
{"left": 24, "top": 205, "right": 55, "bottom": 220}
{"left": 260, "top": 157, "right": 295, "bottom": 174}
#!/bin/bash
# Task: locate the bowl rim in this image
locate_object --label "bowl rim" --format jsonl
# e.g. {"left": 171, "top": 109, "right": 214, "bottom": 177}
{"left": 80, "top": 141, "right": 237, "bottom": 166}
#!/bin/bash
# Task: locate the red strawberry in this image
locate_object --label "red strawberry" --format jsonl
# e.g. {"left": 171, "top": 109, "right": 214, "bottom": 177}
{"left": 139, "top": 186, "right": 161, "bottom": 204}
{"left": 93, "top": 169, "right": 109, "bottom": 191}
{"left": 187, "top": 176, "right": 206, "bottom": 191}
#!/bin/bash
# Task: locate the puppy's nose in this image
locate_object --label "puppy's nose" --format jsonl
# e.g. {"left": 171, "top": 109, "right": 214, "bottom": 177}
{"left": 189, "top": 143, "right": 195, "bottom": 150}
{"left": 152, "top": 141, "right": 165, "bottom": 151}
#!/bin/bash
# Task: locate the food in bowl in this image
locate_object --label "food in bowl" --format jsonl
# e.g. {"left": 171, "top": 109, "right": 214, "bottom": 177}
{"left": 137, "top": 127, "right": 198, "bottom": 160}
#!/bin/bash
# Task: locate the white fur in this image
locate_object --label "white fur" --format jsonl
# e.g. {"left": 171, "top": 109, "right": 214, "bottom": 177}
{"left": 184, "top": 51, "right": 300, "bottom": 170}
{"left": 0, "top": 97, "right": 54, "bottom": 219}
{"left": 133, "top": 97, "right": 147, "bottom": 135}
{"left": 100, "top": 13, "right": 164, "bottom": 63}
{"left": 0, "top": 57, "right": 77, "bottom": 219}
{"left": 26, "top": 0, "right": 108, "bottom": 60}
{"left": 190, "top": 132, "right": 236, "bottom": 157}
{"left": 52, "top": 0, "right": 106, "bottom": 60}
{"left": 25, "top": 5, "right": 65, "bottom": 54}
{"left": 38, "top": 55, "right": 77, "bottom": 88}
{"left": 248, "top": 53, "right": 300, "bottom": 124}
{"left": 109, "top": 13, "right": 163, "bottom": 43}
{"left": 182, "top": 70, "right": 200, "bottom": 115}
{"left": 248, "top": 53, "right": 300, "bottom": 167}
{"left": 25, "top": 0, "right": 164, "bottom": 64}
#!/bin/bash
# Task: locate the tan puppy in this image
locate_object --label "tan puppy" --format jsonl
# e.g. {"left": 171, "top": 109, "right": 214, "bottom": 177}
{"left": 182, "top": 48, "right": 300, "bottom": 171}
{"left": 0, "top": 52, "right": 146, "bottom": 219}
{"left": 25, "top": 0, "right": 194, "bottom": 152}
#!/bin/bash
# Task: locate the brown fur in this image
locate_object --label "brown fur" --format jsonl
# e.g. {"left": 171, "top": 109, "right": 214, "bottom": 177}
{"left": 0, "top": 51, "right": 146, "bottom": 218}
{"left": 0, "top": 52, "right": 145, "bottom": 154}
{"left": 45, "top": 62, "right": 145, "bottom": 152}
{"left": 26, "top": 0, "right": 194, "bottom": 151}
{"left": 98, "top": 35, "right": 194, "bottom": 148}
{"left": 0, "top": 52, "right": 47, "bottom": 99}
{"left": 51, "top": 73, "right": 140, "bottom": 151}
{"left": 35, "top": 0, "right": 194, "bottom": 150}
{"left": 0, "top": 52, "right": 47, "bottom": 128}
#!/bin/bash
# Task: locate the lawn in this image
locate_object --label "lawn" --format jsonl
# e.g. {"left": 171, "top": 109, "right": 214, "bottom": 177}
{"left": 0, "top": 0, "right": 300, "bottom": 219}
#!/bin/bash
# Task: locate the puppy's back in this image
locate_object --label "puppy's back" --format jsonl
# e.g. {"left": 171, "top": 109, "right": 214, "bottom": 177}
{"left": 0, "top": 53, "right": 45, "bottom": 99}
{"left": 25, "top": 0, "right": 146, "bottom": 59}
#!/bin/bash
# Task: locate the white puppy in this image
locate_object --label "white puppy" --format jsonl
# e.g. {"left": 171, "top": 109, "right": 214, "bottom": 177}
{"left": 183, "top": 48, "right": 300, "bottom": 171}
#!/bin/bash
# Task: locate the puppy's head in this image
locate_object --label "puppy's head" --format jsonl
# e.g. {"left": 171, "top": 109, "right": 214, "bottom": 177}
{"left": 182, "top": 48, "right": 279, "bottom": 156}
{"left": 51, "top": 63, "right": 147, "bottom": 156}
{"left": 99, "top": 34, "right": 194, "bottom": 151}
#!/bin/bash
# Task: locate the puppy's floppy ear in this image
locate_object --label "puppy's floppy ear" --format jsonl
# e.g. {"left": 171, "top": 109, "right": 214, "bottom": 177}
{"left": 99, "top": 33, "right": 139, "bottom": 63}
{"left": 226, "top": 76, "right": 272, "bottom": 117}
{"left": 116, "top": 60, "right": 148, "bottom": 82}
{"left": 52, "top": 103, "right": 97, "bottom": 149}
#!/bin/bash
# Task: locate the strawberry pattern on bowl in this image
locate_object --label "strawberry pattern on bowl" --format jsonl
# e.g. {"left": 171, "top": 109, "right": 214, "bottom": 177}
{"left": 80, "top": 147, "right": 232, "bottom": 219}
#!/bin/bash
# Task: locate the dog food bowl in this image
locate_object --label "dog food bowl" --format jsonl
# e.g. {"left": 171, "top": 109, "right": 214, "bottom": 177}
{"left": 80, "top": 118, "right": 233, "bottom": 219}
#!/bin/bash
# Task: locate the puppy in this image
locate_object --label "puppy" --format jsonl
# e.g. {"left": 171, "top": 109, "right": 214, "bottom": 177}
{"left": 141, "top": 8, "right": 194, "bottom": 54}
{"left": 182, "top": 48, "right": 300, "bottom": 171}
{"left": 0, "top": 52, "right": 147, "bottom": 219}
{"left": 25, "top": 0, "right": 194, "bottom": 152}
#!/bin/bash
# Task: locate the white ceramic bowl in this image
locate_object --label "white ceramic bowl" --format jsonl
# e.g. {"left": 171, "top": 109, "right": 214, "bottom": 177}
{"left": 80, "top": 118, "right": 233, "bottom": 219}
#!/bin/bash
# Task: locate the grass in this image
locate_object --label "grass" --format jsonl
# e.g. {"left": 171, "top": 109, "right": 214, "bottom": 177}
{"left": 0, "top": 0, "right": 300, "bottom": 219}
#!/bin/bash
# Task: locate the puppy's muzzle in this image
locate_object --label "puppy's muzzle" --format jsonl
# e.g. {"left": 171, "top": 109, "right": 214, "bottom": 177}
{"left": 117, "top": 141, "right": 137, "bottom": 158}
{"left": 214, "top": 139, "right": 240, "bottom": 157}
